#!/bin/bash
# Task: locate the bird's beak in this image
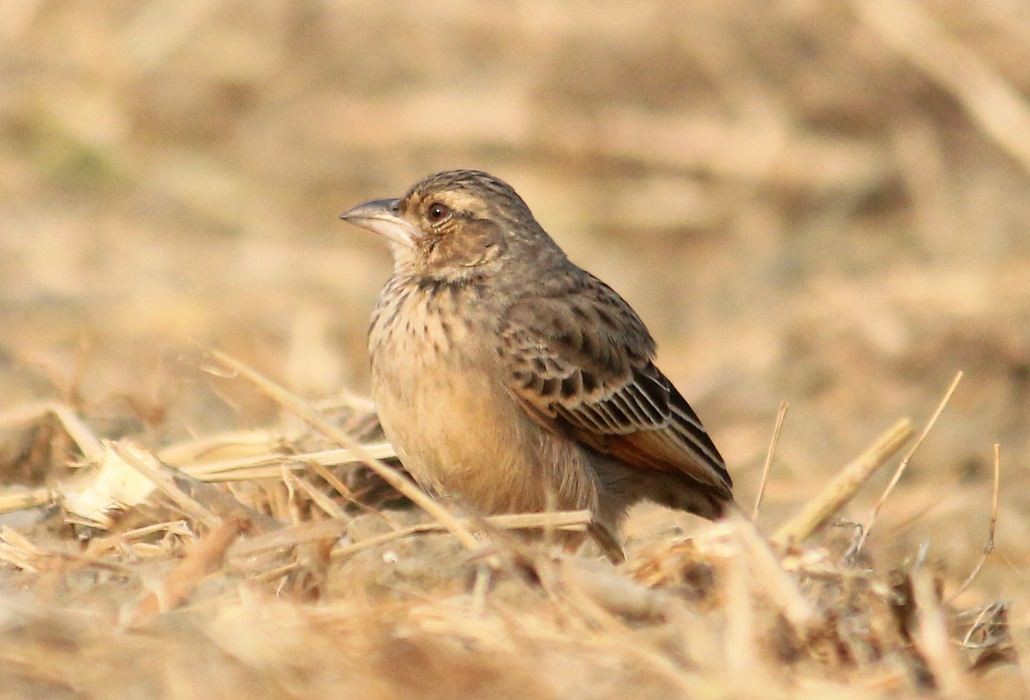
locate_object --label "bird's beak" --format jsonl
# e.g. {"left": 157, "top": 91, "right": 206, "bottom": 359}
{"left": 339, "top": 198, "right": 417, "bottom": 248}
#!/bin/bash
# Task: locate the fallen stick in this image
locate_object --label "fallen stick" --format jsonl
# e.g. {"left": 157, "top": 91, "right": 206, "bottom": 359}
{"left": 330, "top": 510, "right": 593, "bottom": 560}
{"left": 230, "top": 510, "right": 592, "bottom": 560}
{"left": 0, "top": 400, "right": 104, "bottom": 461}
{"left": 208, "top": 349, "right": 482, "bottom": 553}
{"left": 751, "top": 401, "right": 788, "bottom": 519}
{"left": 113, "top": 441, "right": 221, "bottom": 529}
{"left": 122, "top": 518, "right": 246, "bottom": 626}
{"left": 771, "top": 418, "right": 913, "bottom": 546}
{"left": 0, "top": 487, "right": 52, "bottom": 515}
{"left": 853, "top": 372, "right": 963, "bottom": 555}
{"left": 178, "top": 444, "right": 396, "bottom": 477}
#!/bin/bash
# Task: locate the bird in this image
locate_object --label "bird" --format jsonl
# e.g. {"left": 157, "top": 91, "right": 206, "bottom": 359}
{"left": 340, "top": 170, "right": 733, "bottom": 561}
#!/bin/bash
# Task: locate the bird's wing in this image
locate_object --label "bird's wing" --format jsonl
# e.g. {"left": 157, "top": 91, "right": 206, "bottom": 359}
{"left": 499, "top": 274, "right": 732, "bottom": 496}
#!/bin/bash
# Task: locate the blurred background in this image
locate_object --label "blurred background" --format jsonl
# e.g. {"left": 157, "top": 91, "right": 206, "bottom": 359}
{"left": 1, "top": 2, "right": 1027, "bottom": 595}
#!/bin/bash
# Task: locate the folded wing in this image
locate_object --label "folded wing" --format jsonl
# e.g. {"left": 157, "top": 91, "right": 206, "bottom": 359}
{"left": 500, "top": 273, "right": 732, "bottom": 497}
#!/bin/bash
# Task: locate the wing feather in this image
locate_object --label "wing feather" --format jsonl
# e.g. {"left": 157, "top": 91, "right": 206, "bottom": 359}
{"left": 500, "top": 274, "right": 732, "bottom": 497}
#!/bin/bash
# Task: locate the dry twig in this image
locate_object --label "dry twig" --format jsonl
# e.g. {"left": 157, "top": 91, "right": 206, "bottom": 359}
{"left": 751, "top": 400, "right": 788, "bottom": 519}
{"left": 0, "top": 488, "right": 53, "bottom": 515}
{"left": 0, "top": 400, "right": 103, "bottom": 461}
{"left": 771, "top": 418, "right": 913, "bottom": 546}
{"left": 112, "top": 441, "right": 220, "bottom": 528}
{"left": 122, "top": 518, "right": 247, "bottom": 626}
{"left": 207, "top": 349, "right": 483, "bottom": 552}
{"left": 950, "top": 444, "right": 1001, "bottom": 601}
{"left": 179, "top": 444, "right": 396, "bottom": 478}
{"left": 853, "top": 372, "right": 963, "bottom": 555}
{"left": 331, "top": 510, "right": 592, "bottom": 560}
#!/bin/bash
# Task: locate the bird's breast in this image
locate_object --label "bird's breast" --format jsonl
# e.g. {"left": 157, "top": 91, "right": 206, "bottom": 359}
{"left": 366, "top": 276, "right": 601, "bottom": 516}
{"left": 368, "top": 277, "right": 503, "bottom": 482}
{"left": 368, "top": 276, "right": 484, "bottom": 374}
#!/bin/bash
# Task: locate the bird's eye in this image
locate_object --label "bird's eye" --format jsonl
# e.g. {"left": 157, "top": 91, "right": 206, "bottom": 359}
{"left": 427, "top": 202, "right": 451, "bottom": 223}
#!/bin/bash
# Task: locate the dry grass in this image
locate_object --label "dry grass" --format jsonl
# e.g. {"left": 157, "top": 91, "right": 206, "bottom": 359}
{"left": 1, "top": 1, "right": 1028, "bottom": 697}
{"left": 0, "top": 386, "right": 1019, "bottom": 697}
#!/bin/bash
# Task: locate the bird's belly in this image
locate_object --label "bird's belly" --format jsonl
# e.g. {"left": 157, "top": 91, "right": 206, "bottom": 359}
{"left": 371, "top": 343, "right": 599, "bottom": 517}
{"left": 372, "top": 351, "right": 537, "bottom": 513}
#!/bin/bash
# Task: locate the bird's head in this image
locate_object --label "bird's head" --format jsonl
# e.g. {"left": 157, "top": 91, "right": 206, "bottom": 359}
{"left": 340, "top": 170, "right": 562, "bottom": 282}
